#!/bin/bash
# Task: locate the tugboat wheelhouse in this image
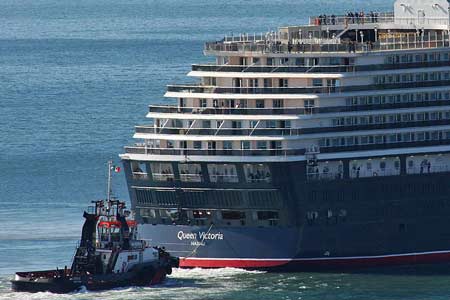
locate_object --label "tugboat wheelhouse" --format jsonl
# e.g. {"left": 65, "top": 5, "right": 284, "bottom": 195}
{"left": 120, "top": 0, "right": 450, "bottom": 270}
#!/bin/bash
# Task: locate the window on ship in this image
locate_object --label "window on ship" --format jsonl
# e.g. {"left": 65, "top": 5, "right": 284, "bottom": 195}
{"left": 244, "top": 164, "right": 271, "bottom": 183}
{"left": 221, "top": 210, "right": 246, "bottom": 226}
{"left": 140, "top": 208, "right": 156, "bottom": 224}
{"left": 179, "top": 163, "right": 203, "bottom": 182}
{"left": 256, "top": 99, "right": 265, "bottom": 108}
{"left": 150, "top": 163, "right": 174, "bottom": 181}
{"left": 190, "top": 210, "right": 213, "bottom": 226}
{"left": 131, "top": 161, "right": 148, "bottom": 180}
{"left": 208, "top": 164, "right": 238, "bottom": 183}
{"left": 254, "top": 211, "right": 279, "bottom": 226}
{"left": 159, "top": 209, "right": 180, "bottom": 224}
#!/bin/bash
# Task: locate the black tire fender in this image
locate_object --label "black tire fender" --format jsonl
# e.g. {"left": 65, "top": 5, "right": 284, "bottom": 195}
{"left": 166, "top": 266, "right": 172, "bottom": 275}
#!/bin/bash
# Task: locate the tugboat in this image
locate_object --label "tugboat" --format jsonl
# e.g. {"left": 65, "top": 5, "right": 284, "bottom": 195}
{"left": 11, "top": 162, "right": 179, "bottom": 293}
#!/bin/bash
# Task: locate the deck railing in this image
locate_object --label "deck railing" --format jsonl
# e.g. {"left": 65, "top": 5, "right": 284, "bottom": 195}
{"left": 125, "top": 139, "right": 450, "bottom": 157}
{"left": 148, "top": 101, "right": 450, "bottom": 116}
{"left": 308, "top": 14, "right": 448, "bottom": 27}
{"left": 149, "top": 105, "right": 314, "bottom": 115}
{"left": 407, "top": 164, "right": 450, "bottom": 174}
{"left": 167, "top": 80, "right": 450, "bottom": 95}
{"left": 125, "top": 146, "right": 303, "bottom": 156}
{"left": 205, "top": 37, "right": 450, "bottom": 54}
{"left": 191, "top": 60, "right": 450, "bottom": 73}
{"left": 308, "top": 13, "right": 394, "bottom": 26}
{"left": 135, "top": 120, "right": 450, "bottom": 137}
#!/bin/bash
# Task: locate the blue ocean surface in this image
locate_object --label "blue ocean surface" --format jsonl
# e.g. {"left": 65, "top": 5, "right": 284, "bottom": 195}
{"left": 1, "top": 0, "right": 450, "bottom": 299}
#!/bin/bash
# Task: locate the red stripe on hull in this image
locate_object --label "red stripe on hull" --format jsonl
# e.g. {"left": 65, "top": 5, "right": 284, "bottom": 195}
{"left": 179, "top": 251, "right": 450, "bottom": 269}
{"left": 180, "top": 258, "right": 288, "bottom": 268}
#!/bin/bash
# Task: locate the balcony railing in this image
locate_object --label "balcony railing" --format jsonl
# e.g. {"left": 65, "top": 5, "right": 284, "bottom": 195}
{"left": 209, "top": 174, "right": 239, "bottom": 183}
{"left": 135, "top": 119, "right": 450, "bottom": 137}
{"left": 191, "top": 60, "right": 450, "bottom": 74}
{"left": 148, "top": 100, "right": 450, "bottom": 116}
{"left": 124, "top": 138, "right": 450, "bottom": 158}
{"left": 136, "top": 126, "right": 300, "bottom": 136}
{"left": 320, "top": 138, "right": 450, "bottom": 154}
{"left": 307, "top": 14, "right": 448, "bottom": 27}
{"left": 152, "top": 173, "right": 175, "bottom": 181}
{"left": 205, "top": 38, "right": 450, "bottom": 54}
{"left": 307, "top": 172, "right": 344, "bottom": 181}
{"left": 179, "top": 173, "right": 203, "bottom": 182}
{"left": 407, "top": 164, "right": 450, "bottom": 175}
{"left": 351, "top": 168, "right": 400, "bottom": 178}
{"left": 167, "top": 80, "right": 450, "bottom": 95}
{"left": 132, "top": 172, "right": 148, "bottom": 180}
{"left": 308, "top": 13, "right": 394, "bottom": 26}
{"left": 124, "top": 146, "right": 303, "bottom": 156}
{"left": 149, "top": 105, "right": 312, "bottom": 115}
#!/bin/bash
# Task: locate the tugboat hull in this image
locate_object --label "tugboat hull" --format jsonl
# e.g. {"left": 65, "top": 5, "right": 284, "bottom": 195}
{"left": 11, "top": 197, "right": 179, "bottom": 294}
{"left": 11, "top": 265, "right": 170, "bottom": 293}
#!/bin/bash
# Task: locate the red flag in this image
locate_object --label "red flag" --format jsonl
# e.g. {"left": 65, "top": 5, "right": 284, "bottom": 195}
{"left": 114, "top": 166, "right": 121, "bottom": 173}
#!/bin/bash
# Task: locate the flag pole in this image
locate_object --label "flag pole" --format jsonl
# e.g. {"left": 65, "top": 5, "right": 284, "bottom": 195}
{"left": 107, "top": 160, "right": 112, "bottom": 202}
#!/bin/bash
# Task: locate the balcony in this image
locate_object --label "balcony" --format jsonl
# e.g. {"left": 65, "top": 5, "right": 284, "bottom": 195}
{"left": 191, "top": 60, "right": 450, "bottom": 74}
{"left": 148, "top": 101, "right": 450, "bottom": 117}
{"left": 135, "top": 119, "right": 450, "bottom": 137}
{"left": 407, "top": 164, "right": 450, "bottom": 175}
{"left": 124, "top": 146, "right": 304, "bottom": 157}
{"left": 124, "top": 137, "right": 450, "bottom": 158}
{"left": 149, "top": 105, "right": 309, "bottom": 115}
{"left": 320, "top": 138, "right": 450, "bottom": 154}
{"left": 205, "top": 35, "right": 450, "bottom": 55}
{"left": 135, "top": 126, "right": 300, "bottom": 136}
{"left": 307, "top": 14, "right": 449, "bottom": 27}
{"left": 308, "top": 13, "right": 394, "bottom": 26}
{"left": 167, "top": 80, "right": 450, "bottom": 95}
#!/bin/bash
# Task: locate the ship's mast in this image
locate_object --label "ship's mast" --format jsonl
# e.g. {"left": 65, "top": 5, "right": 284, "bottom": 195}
{"left": 107, "top": 160, "right": 113, "bottom": 201}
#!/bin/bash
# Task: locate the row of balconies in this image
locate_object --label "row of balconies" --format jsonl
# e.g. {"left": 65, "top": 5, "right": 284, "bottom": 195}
{"left": 167, "top": 80, "right": 450, "bottom": 95}
{"left": 191, "top": 60, "right": 450, "bottom": 74}
{"left": 125, "top": 138, "right": 450, "bottom": 157}
{"left": 136, "top": 119, "right": 450, "bottom": 137}
{"left": 204, "top": 36, "right": 449, "bottom": 54}
{"left": 149, "top": 100, "right": 450, "bottom": 117}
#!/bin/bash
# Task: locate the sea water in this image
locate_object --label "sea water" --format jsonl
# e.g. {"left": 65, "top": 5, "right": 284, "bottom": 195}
{"left": 2, "top": 0, "right": 450, "bottom": 299}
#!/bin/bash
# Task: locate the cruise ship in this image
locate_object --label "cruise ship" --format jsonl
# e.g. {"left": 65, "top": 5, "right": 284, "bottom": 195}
{"left": 120, "top": 0, "right": 450, "bottom": 270}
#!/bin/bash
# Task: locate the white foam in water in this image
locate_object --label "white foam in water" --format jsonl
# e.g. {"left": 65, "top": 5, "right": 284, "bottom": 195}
{"left": 0, "top": 291, "right": 71, "bottom": 300}
{"left": 0, "top": 268, "right": 266, "bottom": 300}
{"left": 171, "top": 267, "right": 266, "bottom": 280}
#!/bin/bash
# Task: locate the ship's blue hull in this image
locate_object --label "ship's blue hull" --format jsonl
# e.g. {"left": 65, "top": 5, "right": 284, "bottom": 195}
{"left": 124, "top": 159, "right": 450, "bottom": 271}
{"left": 138, "top": 224, "right": 450, "bottom": 271}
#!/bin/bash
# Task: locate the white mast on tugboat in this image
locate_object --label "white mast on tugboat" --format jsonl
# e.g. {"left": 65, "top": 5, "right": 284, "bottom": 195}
{"left": 106, "top": 160, "right": 118, "bottom": 202}
{"left": 106, "top": 160, "right": 113, "bottom": 202}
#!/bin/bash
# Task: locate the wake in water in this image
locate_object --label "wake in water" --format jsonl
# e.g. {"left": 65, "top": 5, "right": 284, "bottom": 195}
{"left": 170, "top": 267, "right": 266, "bottom": 279}
{"left": 0, "top": 268, "right": 266, "bottom": 300}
